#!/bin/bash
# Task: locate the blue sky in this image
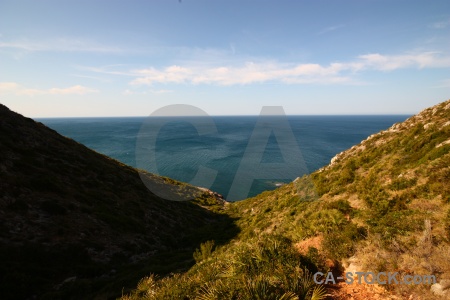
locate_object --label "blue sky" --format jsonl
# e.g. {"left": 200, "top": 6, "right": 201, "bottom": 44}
{"left": 0, "top": 0, "right": 449, "bottom": 117}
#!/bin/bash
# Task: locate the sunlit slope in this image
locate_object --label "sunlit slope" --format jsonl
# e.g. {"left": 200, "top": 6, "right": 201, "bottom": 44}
{"left": 235, "top": 99, "right": 450, "bottom": 242}
{"left": 232, "top": 99, "right": 450, "bottom": 298}
{"left": 123, "top": 99, "right": 450, "bottom": 299}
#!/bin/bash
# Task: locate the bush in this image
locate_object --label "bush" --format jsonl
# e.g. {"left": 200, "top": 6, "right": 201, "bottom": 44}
{"left": 193, "top": 240, "right": 215, "bottom": 263}
{"left": 308, "top": 209, "right": 347, "bottom": 234}
{"left": 445, "top": 209, "right": 450, "bottom": 239}
{"left": 124, "top": 235, "right": 328, "bottom": 300}
{"left": 323, "top": 199, "right": 353, "bottom": 215}
{"left": 389, "top": 177, "right": 417, "bottom": 191}
{"left": 338, "top": 160, "right": 356, "bottom": 185}
{"left": 322, "top": 223, "right": 366, "bottom": 260}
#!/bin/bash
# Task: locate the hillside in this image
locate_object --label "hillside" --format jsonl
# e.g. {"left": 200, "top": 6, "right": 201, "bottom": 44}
{"left": 0, "top": 104, "right": 238, "bottom": 299}
{"left": 123, "top": 99, "right": 450, "bottom": 300}
{"left": 2, "top": 99, "right": 449, "bottom": 299}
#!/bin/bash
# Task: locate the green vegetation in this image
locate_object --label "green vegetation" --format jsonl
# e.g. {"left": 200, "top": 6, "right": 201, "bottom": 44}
{"left": 193, "top": 240, "right": 216, "bottom": 263}
{"left": 123, "top": 235, "right": 327, "bottom": 300}
{"left": 123, "top": 99, "right": 450, "bottom": 299}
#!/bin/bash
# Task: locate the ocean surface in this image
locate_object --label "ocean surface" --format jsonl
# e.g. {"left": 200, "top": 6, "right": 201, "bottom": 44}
{"left": 38, "top": 115, "right": 410, "bottom": 201}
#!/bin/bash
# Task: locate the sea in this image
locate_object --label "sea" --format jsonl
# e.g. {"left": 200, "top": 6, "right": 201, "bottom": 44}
{"left": 38, "top": 115, "right": 410, "bottom": 201}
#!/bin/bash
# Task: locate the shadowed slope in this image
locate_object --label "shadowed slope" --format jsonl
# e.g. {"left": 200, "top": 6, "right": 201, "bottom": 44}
{"left": 0, "top": 104, "right": 238, "bottom": 299}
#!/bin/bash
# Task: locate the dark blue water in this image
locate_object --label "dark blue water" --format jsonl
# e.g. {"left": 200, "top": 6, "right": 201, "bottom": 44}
{"left": 38, "top": 115, "right": 409, "bottom": 200}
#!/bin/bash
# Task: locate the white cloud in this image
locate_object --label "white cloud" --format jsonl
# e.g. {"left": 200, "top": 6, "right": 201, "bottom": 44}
{"left": 129, "top": 62, "right": 354, "bottom": 86}
{"left": 0, "top": 82, "right": 98, "bottom": 96}
{"left": 318, "top": 24, "right": 345, "bottom": 35}
{"left": 76, "top": 65, "right": 135, "bottom": 77}
{"left": 70, "top": 74, "right": 111, "bottom": 83}
{"left": 126, "top": 51, "right": 450, "bottom": 86}
{"left": 123, "top": 89, "right": 136, "bottom": 96}
{"left": 358, "top": 52, "right": 450, "bottom": 71}
{"left": 151, "top": 89, "right": 173, "bottom": 94}
{"left": 433, "top": 78, "right": 450, "bottom": 88}
{"left": 0, "top": 82, "right": 20, "bottom": 92}
{"left": 123, "top": 88, "right": 173, "bottom": 95}
{"left": 48, "top": 85, "right": 98, "bottom": 95}
{"left": 0, "top": 37, "right": 123, "bottom": 53}
{"left": 430, "top": 20, "right": 450, "bottom": 29}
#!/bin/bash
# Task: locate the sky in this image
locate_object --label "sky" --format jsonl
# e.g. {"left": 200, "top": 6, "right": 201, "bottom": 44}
{"left": 0, "top": 0, "right": 449, "bottom": 117}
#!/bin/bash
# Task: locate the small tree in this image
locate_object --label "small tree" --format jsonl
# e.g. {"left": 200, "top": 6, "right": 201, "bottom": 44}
{"left": 193, "top": 240, "right": 215, "bottom": 263}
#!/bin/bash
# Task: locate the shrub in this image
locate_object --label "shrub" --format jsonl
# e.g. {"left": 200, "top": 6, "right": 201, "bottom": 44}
{"left": 389, "top": 177, "right": 417, "bottom": 191}
{"left": 124, "top": 234, "right": 328, "bottom": 299}
{"left": 308, "top": 209, "right": 347, "bottom": 234}
{"left": 322, "top": 223, "right": 366, "bottom": 260}
{"left": 323, "top": 199, "right": 353, "bottom": 215}
{"left": 193, "top": 240, "right": 215, "bottom": 263}
{"left": 445, "top": 209, "right": 450, "bottom": 239}
{"left": 337, "top": 160, "right": 357, "bottom": 185}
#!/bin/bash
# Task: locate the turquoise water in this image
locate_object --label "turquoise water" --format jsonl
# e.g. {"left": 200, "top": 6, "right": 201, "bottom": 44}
{"left": 38, "top": 115, "right": 409, "bottom": 200}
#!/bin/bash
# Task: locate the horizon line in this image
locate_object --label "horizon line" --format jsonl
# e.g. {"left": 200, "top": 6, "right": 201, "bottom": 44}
{"left": 34, "top": 113, "right": 413, "bottom": 119}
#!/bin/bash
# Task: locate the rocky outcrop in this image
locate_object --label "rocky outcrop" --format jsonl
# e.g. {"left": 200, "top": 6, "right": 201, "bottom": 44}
{"left": 323, "top": 99, "right": 450, "bottom": 170}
